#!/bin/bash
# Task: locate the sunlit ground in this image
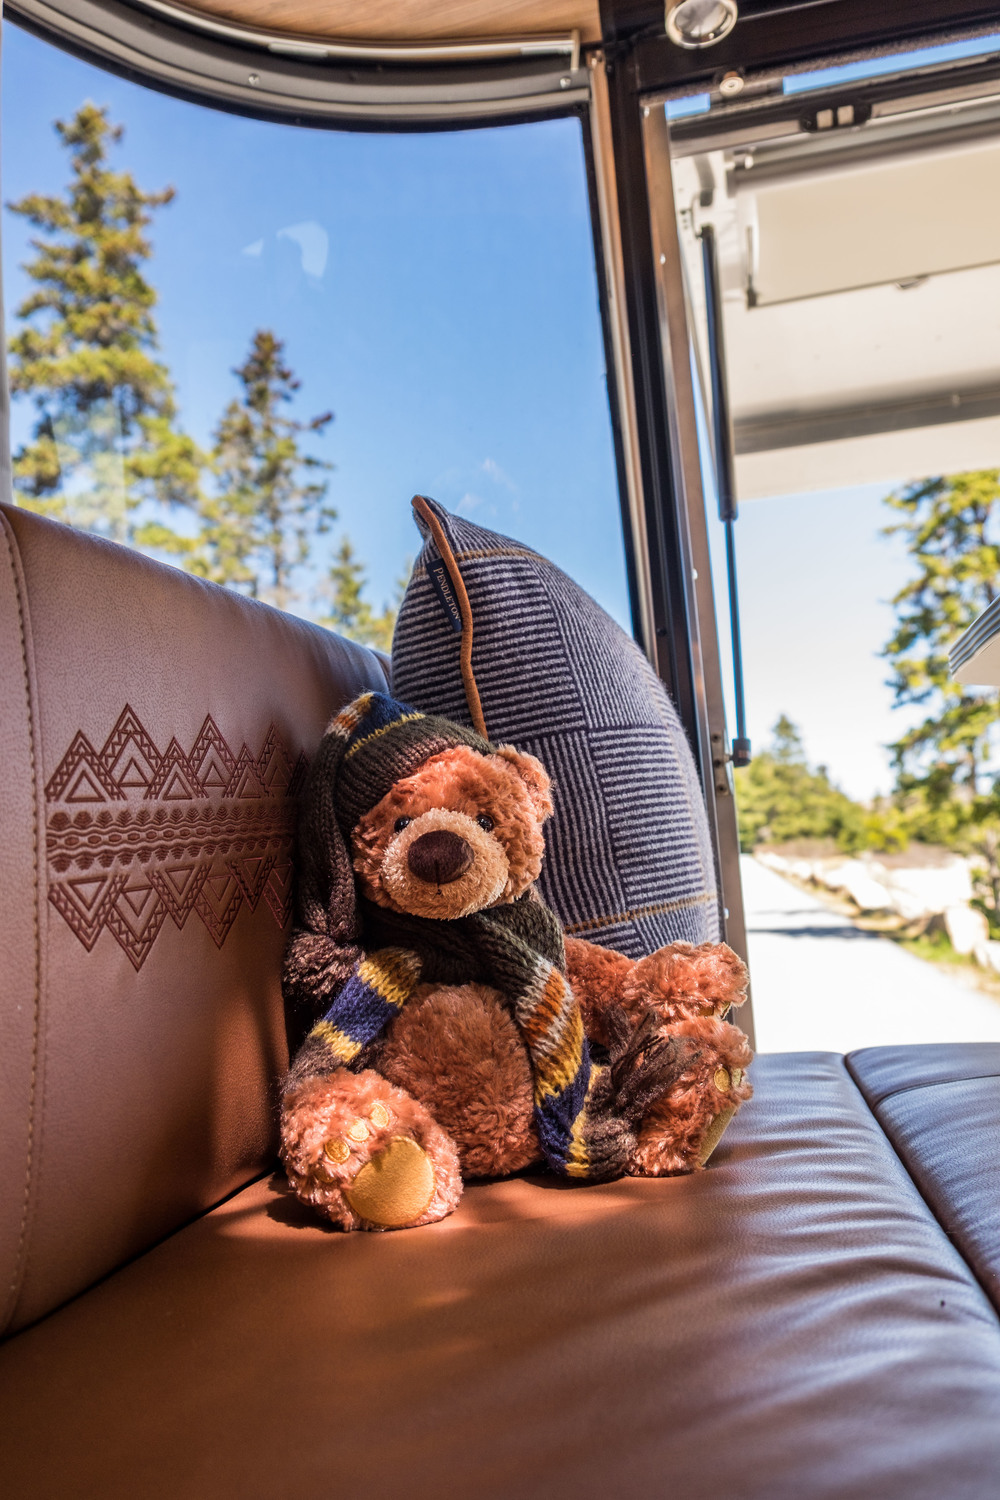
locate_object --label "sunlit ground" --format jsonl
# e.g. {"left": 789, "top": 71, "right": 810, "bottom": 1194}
{"left": 742, "top": 856, "right": 1000, "bottom": 1053}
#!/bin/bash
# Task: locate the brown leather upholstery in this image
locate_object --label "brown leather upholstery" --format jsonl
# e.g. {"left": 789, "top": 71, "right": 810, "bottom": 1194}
{"left": 0, "top": 505, "right": 387, "bottom": 1336}
{"left": 5, "top": 507, "right": 1000, "bottom": 1498}
{"left": 849, "top": 1043, "right": 1000, "bottom": 1313}
{"left": 3, "top": 1052, "right": 1000, "bottom": 1499}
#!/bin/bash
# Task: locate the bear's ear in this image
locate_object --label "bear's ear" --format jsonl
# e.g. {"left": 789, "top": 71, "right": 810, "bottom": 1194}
{"left": 495, "top": 745, "right": 554, "bottom": 822}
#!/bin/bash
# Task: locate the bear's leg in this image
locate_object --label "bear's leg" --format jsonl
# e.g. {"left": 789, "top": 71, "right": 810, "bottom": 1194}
{"left": 628, "top": 1016, "right": 753, "bottom": 1177}
{"left": 378, "top": 983, "right": 540, "bottom": 1178}
{"left": 622, "top": 942, "right": 749, "bottom": 1027}
{"left": 280, "top": 1069, "right": 462, "bottom": 1231}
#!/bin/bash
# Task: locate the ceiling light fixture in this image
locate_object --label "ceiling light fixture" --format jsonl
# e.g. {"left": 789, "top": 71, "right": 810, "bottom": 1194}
{"left": 665, "top": 0, "right": 738, "bottom": 49}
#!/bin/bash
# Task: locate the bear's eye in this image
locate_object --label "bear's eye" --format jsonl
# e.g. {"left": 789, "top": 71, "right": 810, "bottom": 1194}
{"left": 476, "top": 813, "right": 495, "bottom": 833}
{"left": 394, "top": 816, "right": 411, "bottom": 834}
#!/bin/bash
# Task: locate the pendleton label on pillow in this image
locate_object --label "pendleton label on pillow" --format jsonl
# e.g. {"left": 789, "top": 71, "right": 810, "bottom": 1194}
{"left": 427, "top": 556, "right": 463, "bottom": 633}
{"left": 392, "top": 497, "right": 720, "bottom": 958}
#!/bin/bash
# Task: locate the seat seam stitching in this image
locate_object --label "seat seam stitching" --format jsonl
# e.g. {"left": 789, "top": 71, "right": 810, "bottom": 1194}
{"left": 847, "top": 1061, "right": 1000, "bottom": 1110}
{"left": 1, "top": 1166, "right": 276, "bottom": 1342}
{"left": 843, "top": 1054, "right": 1000, "bottom": 1325}
{"left": 1, "top": 514, "right": 41, "bottom": 1335}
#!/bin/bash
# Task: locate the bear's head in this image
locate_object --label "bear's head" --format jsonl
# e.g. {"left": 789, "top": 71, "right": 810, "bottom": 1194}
{"left": 351, "top": 743, "right": 553, "bottom": 921}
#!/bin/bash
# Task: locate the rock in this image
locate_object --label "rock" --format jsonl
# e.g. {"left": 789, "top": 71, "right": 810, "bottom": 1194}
{"left": 819, "top": 859, "right": 893, "bottom": 912}
{"left": 755, "top": 842, "right": 975, "bottom": 922}
{"left": 863, "top": 851, "right": 972, "bottom": 922}
{"left": 756, "top": 850, "right": 892, "bottom": 909}
{"left": 755, "top": 850, "right": 791, "bottom": 875}
{"left": 974, "top": 939, "right": 1000, "bottom": 974}
{"left": 945, "top": 904, "right": 989, "bottom": 955}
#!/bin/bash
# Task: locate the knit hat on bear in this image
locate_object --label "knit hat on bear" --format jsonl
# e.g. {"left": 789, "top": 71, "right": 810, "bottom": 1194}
{"left": 331, "top": 691, "right": 492, "bottom": 837}
{"left": 283, "top": 691, "right": 494, "bottom": 1036}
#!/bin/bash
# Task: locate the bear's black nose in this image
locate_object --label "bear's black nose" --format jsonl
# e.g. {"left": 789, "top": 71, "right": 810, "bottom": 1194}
{"left": 407, "top": 829, "right": 474, "bottom": 885}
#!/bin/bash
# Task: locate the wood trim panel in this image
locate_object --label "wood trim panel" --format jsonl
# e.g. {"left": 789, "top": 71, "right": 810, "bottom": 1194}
{"left": 174, "top": 0, "right": 601, "bottom": 44}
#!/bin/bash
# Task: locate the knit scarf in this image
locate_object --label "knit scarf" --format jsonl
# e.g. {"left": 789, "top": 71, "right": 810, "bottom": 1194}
{"left": 290, "top": 891, "right": 635, "bottom": 1181}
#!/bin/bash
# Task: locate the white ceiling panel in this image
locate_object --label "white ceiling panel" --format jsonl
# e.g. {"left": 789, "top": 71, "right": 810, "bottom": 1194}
{"left": 673, "top": 123, "right": 1000, "bottom": 502}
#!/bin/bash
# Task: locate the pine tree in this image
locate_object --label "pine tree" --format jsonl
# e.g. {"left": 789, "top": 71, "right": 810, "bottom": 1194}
{"left": 734, "top": 715, "right": 867, "bottom": 852}
{"left": 319, "top": 536, "right": 405, "bottom": 652}
{"left": 770, "top": 714, "right": 806, "bottom": 765}
{"left": 881, "top": 471, "right": 1000, "bottom": 918}
{"left": 6, "top": 103, "right": 201, "bottom": 541}
{"left": 882, "top": 471, "right": 1000, "bottom": 796}
{"left": 324, "top": 536, "right": 369, "bottom": 636}
{"left": 184, "top": 330, "right": 335, "bottom": 608}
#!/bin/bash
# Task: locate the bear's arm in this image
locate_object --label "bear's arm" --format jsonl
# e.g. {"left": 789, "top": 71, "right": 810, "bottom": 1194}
{"left": 564, "top": 935, "right": 636, "bottom": 1048}
{"left": 565, "top": 933, "right": 750, "bottom": 1048}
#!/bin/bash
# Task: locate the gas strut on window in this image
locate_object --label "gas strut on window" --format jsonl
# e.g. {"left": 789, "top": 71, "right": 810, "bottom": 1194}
{"left": 700, "top": 222, "right": 751, "bottom": 769}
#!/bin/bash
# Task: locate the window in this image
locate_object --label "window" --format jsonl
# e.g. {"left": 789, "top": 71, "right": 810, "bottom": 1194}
{"left": 3, "top": 20, "right": 629, "bottom": 646}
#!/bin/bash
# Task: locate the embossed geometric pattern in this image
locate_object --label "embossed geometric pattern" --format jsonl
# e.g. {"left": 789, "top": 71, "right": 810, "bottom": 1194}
{"left": 45, "top": 706, "right": 307, "bottom": 970}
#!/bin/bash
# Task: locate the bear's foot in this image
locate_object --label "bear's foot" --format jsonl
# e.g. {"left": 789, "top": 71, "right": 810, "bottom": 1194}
{"left": 280, "top": 1069, "right": 462, "bottom": 1231}
{"left": 344, "top": 1135, "right": 436, "bottom": 1227}
{"left": 628, "top": 1015, "right": 752, "bottom": 1177}
{"left": 622, "top": 941, "right": 748, "bottom": 1027}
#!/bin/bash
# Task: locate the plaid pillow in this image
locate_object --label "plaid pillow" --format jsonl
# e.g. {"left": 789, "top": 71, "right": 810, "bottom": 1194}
{"left": 391, "top": 497, "right": 719, "bottom": 958}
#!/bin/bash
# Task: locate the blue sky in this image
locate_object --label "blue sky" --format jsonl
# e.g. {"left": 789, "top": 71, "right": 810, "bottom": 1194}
{"left": 667, "top": 30, "right": 1000, "bottom": 117}
{"left": 2, "top": 21, "right": 629, "bottom": 627}
{"left": 2, "top": 20, "right": 937, "bottom": 800}
{"left": 706, "top": 485, "right": 920, "bottom": 801}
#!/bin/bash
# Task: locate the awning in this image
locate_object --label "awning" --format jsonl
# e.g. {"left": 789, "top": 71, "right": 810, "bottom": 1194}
{"left": 672, "top": 78, "right": 1000, "bottom": 499}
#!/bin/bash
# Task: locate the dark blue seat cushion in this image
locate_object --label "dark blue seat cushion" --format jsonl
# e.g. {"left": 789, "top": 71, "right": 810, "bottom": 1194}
{"left": 848, "top": 1043, "right": 1000, "bottom": 1313}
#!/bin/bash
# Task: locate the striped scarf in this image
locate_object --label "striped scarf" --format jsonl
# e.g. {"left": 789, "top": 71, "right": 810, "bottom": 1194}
{"left": 290, "top": 891, "right": 639, "bottom": 1181}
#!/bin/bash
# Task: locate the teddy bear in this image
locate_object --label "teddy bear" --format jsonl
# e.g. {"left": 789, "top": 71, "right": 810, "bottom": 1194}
{"left": 280, "top": 691, "right": 752, "bottom": 1231}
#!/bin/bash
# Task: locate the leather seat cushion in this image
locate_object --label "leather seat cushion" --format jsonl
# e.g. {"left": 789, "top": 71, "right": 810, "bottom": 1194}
{"left": 3, "top": 1053, "right": 1000, "bottom": 1499}
{"left": 848, "top": 1043, "right": 1000, "bottom": 1313}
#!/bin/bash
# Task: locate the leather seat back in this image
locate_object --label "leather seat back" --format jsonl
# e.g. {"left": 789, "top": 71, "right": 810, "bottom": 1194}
{"left": 0, "top": 504, "right": 386, "bottom": 1335}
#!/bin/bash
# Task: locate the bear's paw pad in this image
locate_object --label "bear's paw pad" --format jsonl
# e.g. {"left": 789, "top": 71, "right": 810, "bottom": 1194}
{"left": 343, "top": 1135, "right": 436, "bottom": 1227}
{"left": 698, "top": 1106, "right": 737, "bottom": 1167}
